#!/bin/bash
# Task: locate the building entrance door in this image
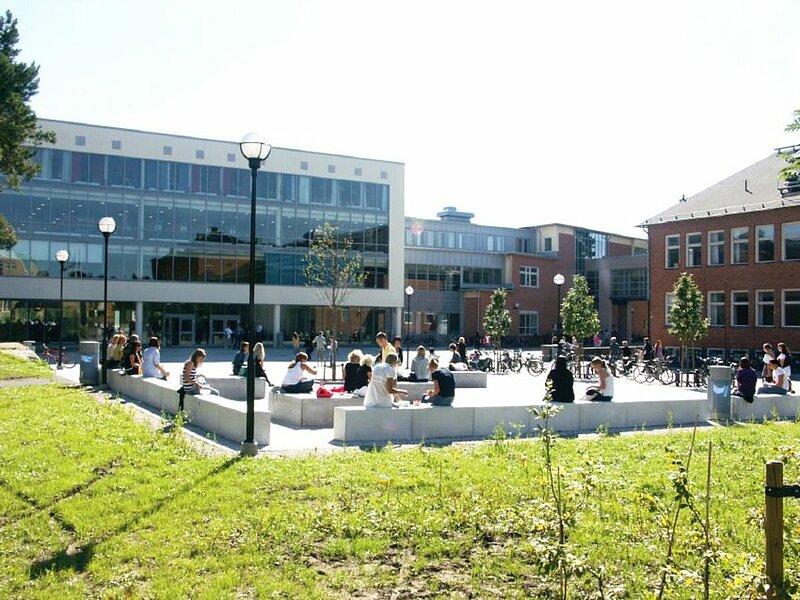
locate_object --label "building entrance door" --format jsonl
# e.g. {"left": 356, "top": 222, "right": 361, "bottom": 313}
{"left": 211, "top": 314, "right": 239, "bottom": 347}
{"left": 164, "top": 314, "right": 194, "bottom": 347}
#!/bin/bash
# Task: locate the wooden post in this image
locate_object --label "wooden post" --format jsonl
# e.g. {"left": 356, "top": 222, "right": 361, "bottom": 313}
{"left": 765, "top": 460, "right": 784, "bottom": 598}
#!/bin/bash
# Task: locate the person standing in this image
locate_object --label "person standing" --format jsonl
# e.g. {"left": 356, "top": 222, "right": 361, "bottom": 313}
{"left": 374, "top": 331, "right": 393, "bottom": 363}
{"left": 777, "top": 342, "right": 793, "bottom": 393}
{"left": 641, "top": 337, "right": 654, "bottom": 361}
{"left": 762, "top": 343, "right": 776, "bottom": 382}
{"left": 223, "top": 324, "right": 233, "bottom": 348}
{"left": 291, "top": 331, "right": 300, "bottom": 350}
{"left": 456, "top": 337, "right": 467, "bottom": 365}
{"left": 313, "top": 331, "right": 327, "bottom": 365}
{"left": 392, "top": 336, "right": 404, "bottom": 365}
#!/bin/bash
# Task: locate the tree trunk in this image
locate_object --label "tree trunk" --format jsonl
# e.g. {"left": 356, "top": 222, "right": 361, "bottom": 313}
{"left": 331, "top": 305, "right": 339, "bottom": 380}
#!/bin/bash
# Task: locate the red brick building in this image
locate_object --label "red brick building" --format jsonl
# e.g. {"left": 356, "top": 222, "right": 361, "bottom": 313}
{"left": 643, "top": 152, "right": 800, "bottom": 355}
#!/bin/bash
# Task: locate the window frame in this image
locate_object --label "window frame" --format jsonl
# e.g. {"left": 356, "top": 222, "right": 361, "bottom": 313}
{"left": 756, "top": 224, "right": 775, "bottom": 263}
{"left": 665, "top": 235, "right": 680, "bottom": 269}
{"left": 782, "top": 222, "right": 800, "bottom": 262}
{"left": 730, "top": 290, "right": 750, "bottom": 327}
{"left": 755, "top": 289, "right": 775, "bottom": 327}
{"left": 731, "top": 227, "right": 749, "bottom": 265}
{"left": 518, "top": 311, "right": 539, "bottom": 336}
{"left": 783, "top": 289, "right": 800, "bottom": 328}
{"left": 708, "top": 291, "right": 725, "bottom": 327}
{"left": 665, "top": 292, "right": 676, "bottom": 326}
{"left": 686, "top": 232, "right": 702, "bottom": 268}
{"left": 519, "top": 265, "right": 539, "bottom": 288}
{"left": 708, "top": 230, "right": 724, "bottom": 266}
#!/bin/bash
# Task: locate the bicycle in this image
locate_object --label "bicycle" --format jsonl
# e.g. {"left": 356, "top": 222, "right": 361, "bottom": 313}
{"left": 39, "top": 344, "right": 77, "bottom": 368}
{"left": 523, "top": 353, "right": 545, "bottom": 376}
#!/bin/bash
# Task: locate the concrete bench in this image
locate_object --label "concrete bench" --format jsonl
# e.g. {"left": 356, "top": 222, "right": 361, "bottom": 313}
{"left": 730, "top": 393, "right": 800, "bottom": 422}
{"left": 452, "top": 371, "right": 487, "bottom": 388}
{"left": 107, "top": 371, "right": 270, "bottom": 445}
{"left": 268, "top": 388, "right": 362, "bottom": 427}
{"left": 332, "top": 396, "right": 709, "bottom": 444}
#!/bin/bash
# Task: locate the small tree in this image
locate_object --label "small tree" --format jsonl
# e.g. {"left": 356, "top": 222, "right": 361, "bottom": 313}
{"left": 667, "top": 272, "right": 709, "bottom": 372}
{"left": 483, "top": 288, "right": 511, "bottom": 350}
{"left": 560, "top": 274, "right": 599, "bottom": 366}
{"left": 303, "top": 223, "right": 365, "bottom": 379}
{"left": 779, "top": 108, "right": 800, "bottom": 186}
{"left": 0, "top": 212, "right": 17, "bottom": 252}
{"left": 0, "top": 10, "right": 56, "bottom": 192}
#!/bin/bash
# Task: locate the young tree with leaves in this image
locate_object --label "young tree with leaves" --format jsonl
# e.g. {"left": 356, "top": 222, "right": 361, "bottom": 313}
{"left": 667, "top": 272, "right": 709, "bottom": 372}
{"left": 560, "top": 274, "right": 599, "bottom": 366}
{"left": 483, "top": 288, "right": 511, "bottom": 350}
{"left": 779, "top": 108, "right": 800, "bottom": 186}
{"left": 303, "top": 223, "right": 366, "bottom": 379}
{"left": 0, "top": 10, "right": 55, "bottom": 191}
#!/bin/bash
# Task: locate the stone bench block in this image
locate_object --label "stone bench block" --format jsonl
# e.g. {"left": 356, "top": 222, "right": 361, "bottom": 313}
{"left": 472, "top": 405, "right": 535, "bottom": 437}
{"left": 333, "top": 406, "right": 412, "bottom": 444}
{"left": 577, "top": 401, "right": 628, "bottom": 431}
{"left": 205, "top": 376, "right": 266, "bottom": 401}
{"left": 452, "top": 371, "right": 488, "bottom": 388}
{"left": 397, "top": 382, "right": 430, "bottom": 401}
{"left": 410, "top": 406, "right": 475, "bottom": 440}
{"left": 731, "top": 394, "right": 800, "bottom": 422}
{"left": 268, "top": 389, "right": 362, "bottom": 427}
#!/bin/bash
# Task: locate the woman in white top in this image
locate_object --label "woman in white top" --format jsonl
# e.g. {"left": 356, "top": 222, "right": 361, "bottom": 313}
{"left": 758, "top": 359, "right": 790, "bottom": 395}
{"left": 142, "top": 337, "right": 169, "bottom": 379}
{"left": 777, "top": 342, "right": 793, "bottom": 392}
{"left": 585, "top": 357, "right": 614, "bottom": 401}
{"left": 363, "top": 353, "right": 407, "bottom": 408}
{"left": 280, "top": 352, "right": 317, "bottom": 393}
{"left": 410, "top": 346, "right": 430, "bottom": 382}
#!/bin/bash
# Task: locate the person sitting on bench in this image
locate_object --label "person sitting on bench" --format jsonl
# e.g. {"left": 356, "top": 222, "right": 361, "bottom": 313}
{"left": 363, "top": 353, "right": 407, "bottom": 408}
{"left": 232, "top": 342, "right": 249, "bottom": 376}
{"left": 422, "top": 358, "right": 455, "bottom": 406}
{"left": 280, "top": 352, "right": 317, "bottom": 393}
{"left": 182, "top": 348, "right": 218, "bottom": 395}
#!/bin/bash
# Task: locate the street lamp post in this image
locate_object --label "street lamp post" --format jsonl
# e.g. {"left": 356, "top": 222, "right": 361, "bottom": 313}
{"left": 55, "top": 249, "right": 69, "bottom": 369}
{"left": 239, "top": 132, "right": 272, "bottom": 457}
{"left": 98, "top": 217, "right": 116, "bottom": 384}
{"left": 553, "top": 273, "right": 565, "bottom": 337}
{"left": 404, "top": 285, "right": 414, "bottom": 367}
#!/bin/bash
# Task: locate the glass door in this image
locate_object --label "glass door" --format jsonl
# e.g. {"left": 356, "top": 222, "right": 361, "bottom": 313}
{"left": 164, "top": 314, "right": 194, "bottom": 346}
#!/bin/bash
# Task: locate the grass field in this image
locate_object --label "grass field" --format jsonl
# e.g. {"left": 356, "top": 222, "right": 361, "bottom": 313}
{"left": 0, "top": 351, "right": 52, "bottom": 381}
{"left": 1, "top": 380, "right": 798, "bottom": 598}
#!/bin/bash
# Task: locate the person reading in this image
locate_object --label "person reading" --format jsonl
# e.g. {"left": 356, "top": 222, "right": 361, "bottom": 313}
{"left": 421, "top": 359, "right": 455, "bottom": 406}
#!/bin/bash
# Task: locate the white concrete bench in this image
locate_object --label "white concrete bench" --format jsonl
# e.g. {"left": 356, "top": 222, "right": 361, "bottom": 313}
{"left": 730, "top": 393, "right": 800, "bottom": 422}
{"left": 268, "top": 389, "right": 363, "bottom": 427}
{"left": 107, "top": 371, "right": 270, "bottom": 445}
{"left": 452, "top": 371, "right": 487, "bottom": 388}
{"left": 332, "top": 396, "right": 709, "bottom": 444}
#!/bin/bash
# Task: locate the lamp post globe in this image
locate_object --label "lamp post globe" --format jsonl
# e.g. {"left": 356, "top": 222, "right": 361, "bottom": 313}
{"left": 56, "top": 250, "right": 69, "bottom": 369}
{"left": 98, "top": 217, "right": 116, "bottom": 385}
{"left": 239, "top": 131, "right": 271, "bottom": 457}
{"left": 553, "top": 273, "right": 565, "bottom": 337}
{"left": 404, "top": 286, "right": 414, "bottom": 367}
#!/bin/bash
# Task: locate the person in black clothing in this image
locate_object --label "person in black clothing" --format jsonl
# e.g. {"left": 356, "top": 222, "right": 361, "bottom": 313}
{"left": 232, "top": 341, "right": 249, "bottom": 376}
{"left": 545, "top": 355, "right": 574, "bottom": 402}
{"left": 621, "top": 340, "right": 633, "bottom": 374}
{"left": 733, "top": 356, "right": 757, "bottom": 403}
{"left": 456, "top": 337, "right": 467, "bottom": 365}
{"left": 422, "top": 359, "right": 455, "bottom": 406}
{"left": 642, "top": 337, "right": 654, "bottom": 361}
{"left": 392, "top": 336, "right": 404, "bottom": 365}
{"left": 344, "top": 350, "right": 364, "bottom": 392}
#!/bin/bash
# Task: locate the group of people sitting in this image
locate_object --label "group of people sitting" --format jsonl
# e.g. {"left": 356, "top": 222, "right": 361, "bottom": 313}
{"left": 733, "top": 342, "right": 793, "bottom": 402}
{"left": 545, "top": 355, "right": 614, "bottom": 403}
{"left": 107, "top": 333, "right": 169, "bottom": 379}
{"left": 276, "top": 332, "right": 457, "bottom": 408}
{"left": 231, "top": 341, "right": 272, "bottom": 385}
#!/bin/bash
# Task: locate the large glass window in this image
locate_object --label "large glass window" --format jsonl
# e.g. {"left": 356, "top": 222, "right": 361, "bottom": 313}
{"left": 756, "top": 290, "right": 774, "bottom": 327}
{"left": 666, "top": 235, "right": 680, "bottom": 268}
{"left": 756, "top": 225, "right": 774, "bottom": 262}
{"left": 708, "top": 230, "right": 724, "bottom": 265}
{"left": 519, "top": 266, "right": 539, "bottom": 287}
{"left": 708, "top": 292, "right": 725, "bottom": 327}
{"left": 784, "top": 290, "right": 800, "bottom": 327}
{"left": 610, "top": 268, "right": 648, "bottom": 299}
{"left": 665, "top": 293, "right": 675, "bottom": 326}
{"left": 783, "top": 222, "right": 800, "bottom": 261}
{"left": 519, "top": 312, "right": 538, "bottom": 335}
{"left": 732, "top": 227, "right": 749, "bottom": 264}
{"left": 731, "top": 291, "right": 749, "bottom": 326}
{"left": 686, "top": 233, "right": 702, "bottom": 267}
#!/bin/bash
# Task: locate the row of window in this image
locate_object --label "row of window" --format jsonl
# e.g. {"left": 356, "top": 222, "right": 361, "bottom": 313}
{"left": 405, "top": 226, "right": 521, "bottom": 253}
{"left": 30, "top": 149, "right": 391, "bottom": 210}
{"left": 665, "top": 290, "right": 800, "bottom": 327}
{"left": 665, "top": 223, "right": 800, "bottom": 268}
{"left": 404, "top": 264, "right": 503, "bottom": 292}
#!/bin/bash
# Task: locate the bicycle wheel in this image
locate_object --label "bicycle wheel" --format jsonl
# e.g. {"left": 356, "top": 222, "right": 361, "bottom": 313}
{"left": 60, "top": 352, "right": 77, "bottom": 368}
{"left": 511, "top": 358, "right": 523, "bottom": 373}
{"left": 527, "top": 359, "right": 544, "bottom": 376}
{"left": 497, "top": 360, "right": 509, "bottom": 374}
{"left": 659, "top": 368, "right": 676, "bottom": 385}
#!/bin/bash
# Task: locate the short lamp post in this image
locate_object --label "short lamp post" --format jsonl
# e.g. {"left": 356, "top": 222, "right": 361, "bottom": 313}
{"left": 98, "top": 217, "right": 116, "bottom": 384}
{"left": 553, "top": 273, "right": 565, "bottom": 337}
{"left": 55, "top": 249, "right": 69, "bottom": 369}
{"left": 240, "top": 132, "right": 272, "bottom": 457}
{"left": 404, "top": 285, "right": 414, "bottom": 367}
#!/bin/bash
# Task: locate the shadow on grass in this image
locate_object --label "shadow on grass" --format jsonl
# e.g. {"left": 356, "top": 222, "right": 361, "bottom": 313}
{"left": 28, "top": 455, "right": 242, "bottom": 579}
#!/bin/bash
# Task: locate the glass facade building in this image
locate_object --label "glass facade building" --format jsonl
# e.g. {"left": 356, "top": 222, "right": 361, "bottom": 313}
{"left": 0, "top": 120, "right": 404, "bottom": 346}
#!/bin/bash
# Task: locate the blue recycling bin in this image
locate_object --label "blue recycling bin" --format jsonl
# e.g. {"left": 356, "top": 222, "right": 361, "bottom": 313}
{"left": 79, "top": 340, "right": 100, "bottom": 386}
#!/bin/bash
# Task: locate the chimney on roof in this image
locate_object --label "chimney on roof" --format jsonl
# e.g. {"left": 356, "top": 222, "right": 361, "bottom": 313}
{"left": 436, "top": 206, "right": 474, "bottom": 223}
{"left": 679, "top": 195, "right": 687, "bottom": 203}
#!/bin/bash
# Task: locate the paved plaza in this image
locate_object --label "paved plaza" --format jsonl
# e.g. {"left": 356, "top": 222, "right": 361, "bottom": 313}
{"left": 52, "top": 344, "right": 711, "bottom": 456}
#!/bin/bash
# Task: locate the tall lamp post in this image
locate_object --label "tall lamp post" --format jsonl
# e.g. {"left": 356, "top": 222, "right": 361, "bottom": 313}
{"left": 55, "top": 249, "right": 69, "bottom": 369}
{"left": 404, "top": 285, "right": 414, "bottom": 367}
{"left": 98, "top": 217, "right": 116, "bottom": 384}
{"left": 239, "top": 132, "right": 272, "bottom": 457}
{"left": 553, "top": 273, "right": 565, "bottom": 337}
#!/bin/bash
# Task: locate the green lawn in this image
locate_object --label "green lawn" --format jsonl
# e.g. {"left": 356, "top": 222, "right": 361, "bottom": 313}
{"left": 1, "top": 384, "right": 798, "bottom": 598}
{"left": 0, "top": 351, "right": 52, "bottom": 380}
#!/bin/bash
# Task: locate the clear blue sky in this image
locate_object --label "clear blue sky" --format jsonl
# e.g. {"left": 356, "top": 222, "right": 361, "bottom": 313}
{"left": 7, "top": 0, "right": 800, "bottom": 237}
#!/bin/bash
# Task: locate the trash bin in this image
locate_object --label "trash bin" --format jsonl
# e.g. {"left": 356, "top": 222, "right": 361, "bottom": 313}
{"left": 708, "top": 365, "right": 732, "bottom": 421}
{"left": 22, "top": 340, "right": 36, "bottom": 353}
{"left": 542, "top": 344, "right": 556, "bottom": 362}
{"left": 79, "top": 340, "right": 100, "bottom": 386}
